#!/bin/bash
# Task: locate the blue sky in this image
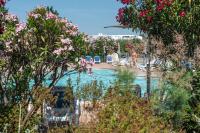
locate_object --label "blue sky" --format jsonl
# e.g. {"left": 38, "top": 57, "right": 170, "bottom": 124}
{"left": 6, "top": 0, "right": 134, "bottom": 35}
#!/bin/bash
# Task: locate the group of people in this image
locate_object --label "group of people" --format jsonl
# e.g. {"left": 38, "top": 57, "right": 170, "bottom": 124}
{"left": 79, "top": 57, "right": 94, "bottom": 75}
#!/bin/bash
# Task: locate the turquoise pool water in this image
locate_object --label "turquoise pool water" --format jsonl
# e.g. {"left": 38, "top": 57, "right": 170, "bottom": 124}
{"left": 43, "top": 69, "right": 159, "bottom": 95}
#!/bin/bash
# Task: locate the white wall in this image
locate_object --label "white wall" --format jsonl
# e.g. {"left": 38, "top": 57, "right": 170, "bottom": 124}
{"left": 89, "top": 33, "right": 143, "bottom": 40}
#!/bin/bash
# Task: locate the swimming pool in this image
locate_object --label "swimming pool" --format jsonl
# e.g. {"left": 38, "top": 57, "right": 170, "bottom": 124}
{"left": 43, "top": 69, "right": 159, "bottom": 95}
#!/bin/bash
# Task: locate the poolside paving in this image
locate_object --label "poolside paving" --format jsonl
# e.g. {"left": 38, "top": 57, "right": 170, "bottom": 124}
{"left": 93, "top": 63, "right": 161, "bottom": 77}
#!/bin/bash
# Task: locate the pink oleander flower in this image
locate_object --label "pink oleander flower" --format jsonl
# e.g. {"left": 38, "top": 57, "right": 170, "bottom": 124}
{"left": 156, "top": 3, "right": 165, "bottom": 12}
{"left": 53, "top": 48, "right": 62, "bottom": 55}
{"left": 118, "top": 8, "right": 124, "bottom": 17}
{"left": 64, "top": 46, "right": 68, "bottom": 50}
{"left": 60, "top": 18, "right": 68, "bottom": 23}
{"left": 116, "top": 7, "right": 125, "bottom": 22}
{"left": 5, "top": 41, "right": 12, "bottom": 45}
{"left": 121, "top": 0, "right": 130, "bottom": 4}
{"left": 0, "top": 0, "right": 6, "bottom": 6}
{"left": 117, "top": 0, "right": 131, "bottom": 4}
{"left": 125, "top": 44, "right": 133, "bottom": 49}
{"left": 5, "top": 41, "right": 11, "bottom": 48}
{"left": 16, "top": 23, "right": 26, "bottom": 33}
{"left": 28, "top": 12, "right": 41, "bottom": 19}
{"left": 68, "top": 45, "right": 74, "bottom": 51}
{"left": 53, "top": 46, "right": 70, "bottom": 55}
{"left": 66, "top": 30, "right": 77, "bottom": 36}
{"left": 154, "top": 0, "right": 163, "bottom": 4}
{"left": 72, "top": 25, "right": 78, "bottom": 31}
{"left": 179, "top": 11, "right": 186, "bottom": 17}
{"left": 116, "top": 16, "right": 120, "bottom": 22}
{"left": 164, "top": 0, "right": 174, "bottom": 6}
{"left": 5, "top": 13, "right": 18, "bottom": 22}
{"left": 61, "top": 38, "right": 72, "bottom": 45}
{"left": 139, "top": 10, "right": 149, "bottom": 17}
{"left": 70, "top": 30, "right": 78, "bottom": 36}
{"left": 147, "top": 16, "right": 153, "bottom": 23}
{"left": 67, "top": 22, "right": 75, "bottom": 28}
{"left": 155, "top": 0, "right": 174, "bottom": 7}
{"left": 46, "top": 12, "right": 57, "bottom": 20}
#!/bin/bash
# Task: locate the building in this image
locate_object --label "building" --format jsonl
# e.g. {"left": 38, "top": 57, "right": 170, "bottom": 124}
{"left": 89, "top": 33, "right": 143, "bottom": 40}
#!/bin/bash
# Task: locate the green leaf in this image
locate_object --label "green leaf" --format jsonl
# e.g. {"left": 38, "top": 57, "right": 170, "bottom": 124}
{"left": 41, "top": 36, "right": 45, "bottom": 42}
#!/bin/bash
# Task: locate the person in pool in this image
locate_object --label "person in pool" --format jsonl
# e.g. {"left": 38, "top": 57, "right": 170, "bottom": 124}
{"left": 79, "top": 56, "right": 87, "bottom": 73}
{"left": 87, "top": 58, "right": 94, "bottom": 75}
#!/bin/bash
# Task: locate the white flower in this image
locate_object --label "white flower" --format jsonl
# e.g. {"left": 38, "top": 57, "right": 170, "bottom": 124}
{"left": 53, "top": 48, "right": 62, "bottom": 55}
{"left": 61, "top": 38, "right": 72, "bottom": 45}
{"left": 46, "top": 12, "right": 57, "bottom": 20}
{"left": 28, "top": 12, "right": 41, "bottom": 19}
{"left": 72, "top": 25, "right": 78, "bottom": 31}
{"left": 5, "top": 13, "right": 18, "bottom": 22}
{"left": 16, "top": 23, "right": 26, "bottom": 33}
{"left": 68, "top": 45, "right": 74, "bottom": 51}
{"left": 53, "top": 45, "right": 74, "bottom": 55}
{"left": 5, "top": 41, "right": 11, "bottom": 46}
{"left": 5, "top": 41, "right": 12, "bottom": 50}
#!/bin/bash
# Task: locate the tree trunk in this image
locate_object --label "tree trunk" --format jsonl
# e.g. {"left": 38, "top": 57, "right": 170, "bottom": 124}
{"left": 146, "top": 35, "right": 151, "bottom": 99}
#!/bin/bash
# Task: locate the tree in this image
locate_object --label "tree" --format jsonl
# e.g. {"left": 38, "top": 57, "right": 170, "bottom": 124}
{"left": 183, "top": 69, "right": 200, "bottom": 132}
{"left": 116, "top": 0, "right": 200, "bottom": 97}
{"left": 118, "top": 38, "right": 144, "bottom": 54}
{"left": 152, "top": 70, "right": 191, "bottom": 130}
{"left": 90, "top": 36, "right": 117, "bottom": 61}
{"left": 116, "top": 1, "right": 200, "bottom": 131}
{"left": 0, "top": 5, "right": 86, "bottom": 131}
{"left": 92, "top": 37, "right": 117, "bottom": 55}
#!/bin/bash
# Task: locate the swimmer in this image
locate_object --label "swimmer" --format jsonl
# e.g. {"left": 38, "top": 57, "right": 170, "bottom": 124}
{"left": 87, "top": 58, "right": 94, "bottom": 75}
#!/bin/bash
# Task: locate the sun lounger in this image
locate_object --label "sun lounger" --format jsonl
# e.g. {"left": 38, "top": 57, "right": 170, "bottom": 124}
{"left": 136, "top": 59, "right": 161, "bottom": 71}
{"left": 136, "top": 63, "right": 147, "bottom": 71}
{"left": 94, "top": 56, "right": 101, "bottom": 64}
{"left": 106, "top": 55, "right": 113, "bottom": 64}
{"left": 149, "top": 59, "right": 162, "bottom": 67}
{"left": 119, "top": 58, "right": 129, "bottom": 66}
{"left": 85, "top": 56, "right": 92, "bottom": 62}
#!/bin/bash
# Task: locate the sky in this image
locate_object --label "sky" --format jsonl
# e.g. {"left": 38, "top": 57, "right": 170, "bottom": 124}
{"left": 6, "top": 0, "right": 135, "bottom": 35}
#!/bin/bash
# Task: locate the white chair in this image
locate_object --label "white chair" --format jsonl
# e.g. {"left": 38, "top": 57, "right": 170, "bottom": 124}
{"left": 106, "top": 55, "right": 113, "bottom": 64}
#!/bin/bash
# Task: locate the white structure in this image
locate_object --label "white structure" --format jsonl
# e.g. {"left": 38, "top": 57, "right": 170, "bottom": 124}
{"left": 89, "top": 33, "right": 143, "bottom": 40}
